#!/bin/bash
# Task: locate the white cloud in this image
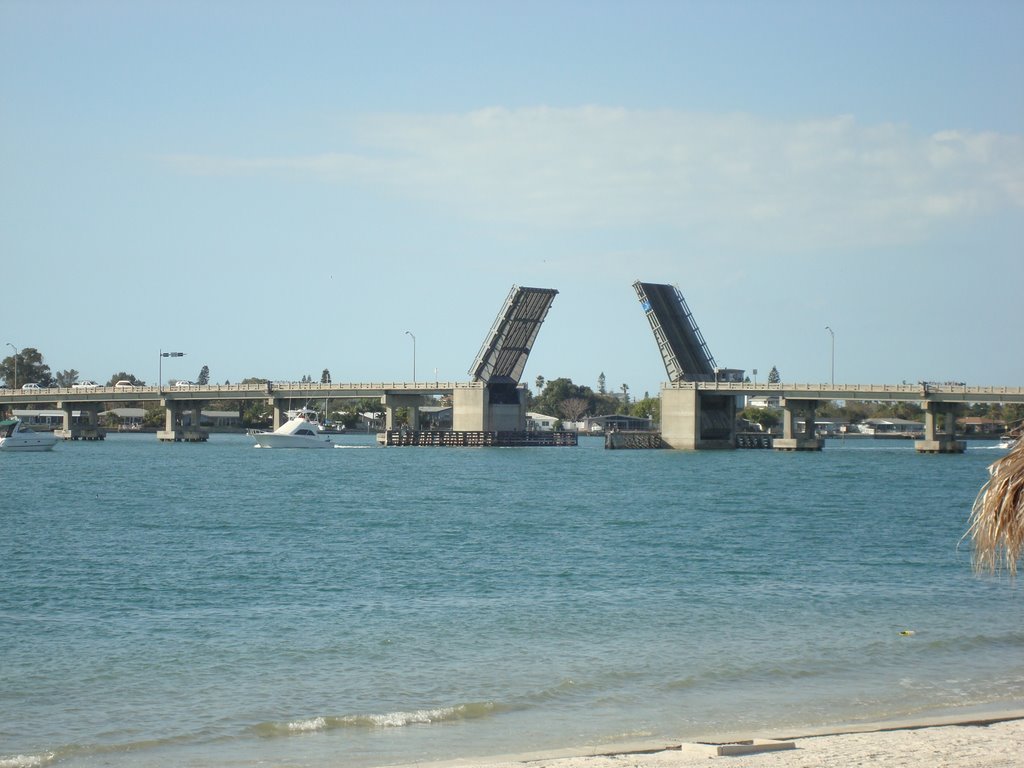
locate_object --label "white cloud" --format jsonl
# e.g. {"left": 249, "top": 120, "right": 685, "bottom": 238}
{"left": 164, "top": 107, "right": 1024, "bottom": 251}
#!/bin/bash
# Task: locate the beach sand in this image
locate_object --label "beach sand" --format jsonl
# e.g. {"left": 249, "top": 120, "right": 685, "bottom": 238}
{"left": 406, "top": 715, "right": 1024, "bottom": 768}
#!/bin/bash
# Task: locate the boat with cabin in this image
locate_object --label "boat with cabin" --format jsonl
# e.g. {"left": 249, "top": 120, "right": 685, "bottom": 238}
{"left": 248, "top": 408, "right": 334, "bottom": 449}
{"left": 0, "top": 418, "right": 58, "bottom": 452}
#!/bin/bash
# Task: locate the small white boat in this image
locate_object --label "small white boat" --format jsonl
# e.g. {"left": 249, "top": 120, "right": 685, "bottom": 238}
{"left": 998, "top": 434, "right": 1018, "bottom": 449}
{"left": 248, "top": 408, "right": 333, "bottom": 449}
{"left": 0, "top": 418, "right": 58, "bottom": 452}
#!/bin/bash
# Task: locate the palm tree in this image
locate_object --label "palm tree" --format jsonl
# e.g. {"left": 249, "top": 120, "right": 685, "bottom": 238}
{"left": 966, "top": 440, "right": 1024, "bottom": 575}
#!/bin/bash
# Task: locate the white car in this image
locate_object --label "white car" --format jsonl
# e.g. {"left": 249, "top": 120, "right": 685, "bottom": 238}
{"left": 114, "top": 380, "right": 137, "bottom": 388}
{"left": 72, "top": 380, "right": 99, "bottom": 389}
{"left": 21, "top": 382, "right": 42, "bottom": 391}
{"left": 173, "top": 380, "right": 196, "bottom": 387}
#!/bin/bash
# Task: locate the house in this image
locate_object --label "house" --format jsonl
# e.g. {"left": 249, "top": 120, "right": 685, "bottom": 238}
{"left": 958, "top": 417, "right": 1006, "bottom": 435}
{"left": 526, "top": 411, "right": 558, "bottom": 431}
{"left": 856, "top": 418, "right": 925, "bottom": 436}
{"left": 583, "top": 414, "right": 656, "bottom": 433}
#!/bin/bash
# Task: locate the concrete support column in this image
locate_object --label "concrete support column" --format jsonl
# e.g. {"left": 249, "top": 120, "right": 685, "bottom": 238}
{"left": 774, "top": 398, "right": 823, "bottom": 451}
{"left": 452, "top": 386, "right": 487, "bottom": 432}
{"left": 382, "top": 393, "right": 428, "bottom": 431}
{"left": 272, "top": 399, "right": 289, "bottom": 429}
{"left": 659, "top": 386, "right": 700, "bottom": 450}
{"left": 802, "top": 401, "right": 818, "bottom": 438}
{"left": 916, "top": 401, "right": 965, "bottom": 453}
{"left": 158, "top": 399, "right": 209, "bottom": 442}
{"left": 54, "top": 401, "right": 105, "bottom": 441}
{"left": 923, "top": 406, "right": 938, "bottom": 442}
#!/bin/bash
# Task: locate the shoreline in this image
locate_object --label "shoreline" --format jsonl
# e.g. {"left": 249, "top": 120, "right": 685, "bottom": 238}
{"left": 395, "top": 709, "right": 1024, "bottom": 768}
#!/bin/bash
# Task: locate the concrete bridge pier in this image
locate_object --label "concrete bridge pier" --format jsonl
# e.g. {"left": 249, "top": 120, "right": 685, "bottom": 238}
{"left": 381, "top": 393, "right": 429, "bottom": 430}
{"left": 158, "top": 399, "right": 209, "bottom": 442}
{"left": 916, "top": 401, "right": 966, "bottom": 453}
{"left": 451, "top": 384, "right": 528, "bottom": 432}
{"left": 773, "top": 399, "right": 824, "bottom": 451}
{"left": 54, "top": 402, "right": 105, "bottom": 440}
{"left": 659, "top": 386, "right": 736, "bottom": 450}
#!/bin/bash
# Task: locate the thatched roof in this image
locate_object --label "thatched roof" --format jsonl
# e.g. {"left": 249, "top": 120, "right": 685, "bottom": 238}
{"left": 966, "top": 440, "right": 1024, "bottom": 576}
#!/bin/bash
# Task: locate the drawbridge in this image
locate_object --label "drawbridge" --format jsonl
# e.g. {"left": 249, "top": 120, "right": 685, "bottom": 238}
{"left": 633, "top": 281, "right": 718, "bottom": 382}
{"left": 469, "top": 285, "right": 558, "bottom": 401}
{"left": 633, "top": 281, "right": 739, "bottom": 443}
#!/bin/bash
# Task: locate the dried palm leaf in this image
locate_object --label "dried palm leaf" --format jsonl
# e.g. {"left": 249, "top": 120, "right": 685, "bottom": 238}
{"left": 966, "top": 440, "right": 1024, "bottom": 576}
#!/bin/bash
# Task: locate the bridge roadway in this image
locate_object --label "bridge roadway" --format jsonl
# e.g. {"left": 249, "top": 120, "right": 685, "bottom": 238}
{"left": 686, "top": 381, "right": 1024, "bottom": 403}
{"left": 0, "top": 381, "right": 479, "bottom": 441}
{"left": 2, "top": 380, "right": 1022, "bottom": 449}
{"left": 664, "top": 381, "right": 1024, "bottom": 453}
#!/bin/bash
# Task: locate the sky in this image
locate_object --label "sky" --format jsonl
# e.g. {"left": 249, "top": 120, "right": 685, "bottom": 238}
{"left": 2, "top": 0, "right": 1022, "bottom": 395}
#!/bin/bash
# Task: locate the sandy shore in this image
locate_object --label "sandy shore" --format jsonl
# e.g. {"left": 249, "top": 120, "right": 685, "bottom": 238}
{"left": 407, "top": 713, "right": 1024, "bottom": 768}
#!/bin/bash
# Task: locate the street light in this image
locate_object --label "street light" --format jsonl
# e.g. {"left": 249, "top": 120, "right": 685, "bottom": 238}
{"left": 5, "top": 342, "right": 17, "bottom": 389}
{"left": 404, "top": 331, "right": 416, "bottom": 383}
{"left": 159, "top": 349, "right": 186, "bottom": 392}
{"left": 825, "top": 326, "right": 835, "bottom": 386}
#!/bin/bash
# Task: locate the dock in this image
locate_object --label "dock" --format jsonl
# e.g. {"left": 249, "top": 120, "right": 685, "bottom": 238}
{"left": 381, "top": 430, "right": 578, "bottom": 447}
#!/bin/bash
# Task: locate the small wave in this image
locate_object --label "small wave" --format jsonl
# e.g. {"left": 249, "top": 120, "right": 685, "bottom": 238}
{"left": 287, "top": 716, "right": 327, "bottom": 733}
{"left": 0, "top": 755, "right": 56, "bottom": 768}
{"left": 254, "top": 701, "right": 500, "bottom": 739}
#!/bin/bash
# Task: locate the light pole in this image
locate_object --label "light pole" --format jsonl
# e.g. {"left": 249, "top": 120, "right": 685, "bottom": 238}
{"left": 159, "top": 350, "right": 185, "bottom": 393}
{"left": 825, "top": 326, "right": 835, "bottom": 386}
{"left": 404, "top": 331, "right": 416, "bottom": 383}
{"left": 6, "top": 342, "right": 17, "bottom": 389}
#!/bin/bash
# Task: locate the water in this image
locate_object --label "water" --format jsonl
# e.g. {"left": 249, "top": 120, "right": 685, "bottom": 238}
{"left": 2, "top": 435, "right": 1022, "bottom": 767}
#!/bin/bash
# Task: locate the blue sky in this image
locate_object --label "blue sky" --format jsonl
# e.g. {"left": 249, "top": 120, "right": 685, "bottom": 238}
{"left": 2, "top": 0, "right": 1022, "bottom": 395}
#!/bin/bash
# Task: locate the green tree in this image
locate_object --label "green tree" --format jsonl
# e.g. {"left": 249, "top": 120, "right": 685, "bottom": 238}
{"left": 630, "top": 395, "right": 661, "bottom": 423}
{"left": 534, "top": 377, "right": 595, "bottom": 417}
{"left": 535, "top": 374, "right": 545, "bottom": 394}
{"left": 197, "top": 365, "right": 210, "bottom": 385}
{"left": 107, "top": 372, "right": 144, "bottom": 386}
{"left": 54, "top": 369, "right": 80, "bottom": 387}
{"left": 768, "top": 366, "right": 781, "bottom": 384}
{"left": 321, "top": 369, "right": 331, "bottom": 384}
{"left": 740, "top": 406, "right": 781, "bottom": 431}
{"left": 1, "top": 347, "right": 53, "bottom": 388}
{"left": 597, "top": 372, "right": 606, "bottom": 394}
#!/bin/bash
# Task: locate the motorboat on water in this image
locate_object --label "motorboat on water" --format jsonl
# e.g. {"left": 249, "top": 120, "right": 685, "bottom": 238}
{"left": 248, "top": 408, "right": 334, "bottom": 448}
{"left": 0, "top": 418, "right": 58, "bottom": 452}
{"left": 998, "top": 434, "right": 1019, "bottom": 449}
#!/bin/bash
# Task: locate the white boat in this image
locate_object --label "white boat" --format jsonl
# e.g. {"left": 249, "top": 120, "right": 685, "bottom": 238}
{"left": 998, "top": 434, "right": 1018, "bottom": 449}
{"left": 0, "top": 418, "right": 58, "bottom": 452}
{"left": 248, "top": 408, "right": 333, "bottom": 448}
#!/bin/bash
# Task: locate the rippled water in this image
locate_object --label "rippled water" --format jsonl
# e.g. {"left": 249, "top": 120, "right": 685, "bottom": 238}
{"left": 1, "top": 434, "right": 1021, "bottom": 767}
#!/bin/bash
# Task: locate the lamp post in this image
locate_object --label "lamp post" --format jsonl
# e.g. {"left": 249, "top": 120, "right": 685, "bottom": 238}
{"left": 6, "top": 342, "right": 17, "bottom": 389}
{"left": 159, "top": 350, "right": 186, "bottom": 393}
{"left": 404, "top": 331, "right": 416, "bottom": 383}
{"left": 825, "top": 326, "right": 835, "bottom": 386}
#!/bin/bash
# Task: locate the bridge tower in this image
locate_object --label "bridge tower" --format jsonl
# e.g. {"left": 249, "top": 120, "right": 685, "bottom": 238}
{"left": 633, "top": 281, "right": 743, "bottom": 449}
{"left": 454, "top": 285, "right": 558, "bottom": 432}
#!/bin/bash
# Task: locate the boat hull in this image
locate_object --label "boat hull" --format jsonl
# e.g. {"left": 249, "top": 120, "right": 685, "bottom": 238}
{"left": 249, "top": 432, "right": 333, "bottom": 449}
{"left": 0, "top": 436, "right": 58, "bottom": 452}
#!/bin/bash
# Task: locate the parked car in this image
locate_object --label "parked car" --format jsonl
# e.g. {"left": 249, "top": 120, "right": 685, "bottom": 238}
{"left": 114, "top": 380, "right": 136, "bottom": 388}
{"left": 21, "top": 382, "right": 42, "bottom": 391}
{"left": 72, "top": 380, "right": 99, "bottom": 389}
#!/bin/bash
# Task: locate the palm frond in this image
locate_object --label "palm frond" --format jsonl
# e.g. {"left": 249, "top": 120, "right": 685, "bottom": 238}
{"left": 966, "top": 440, "right": 1024, "bottom": 576}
